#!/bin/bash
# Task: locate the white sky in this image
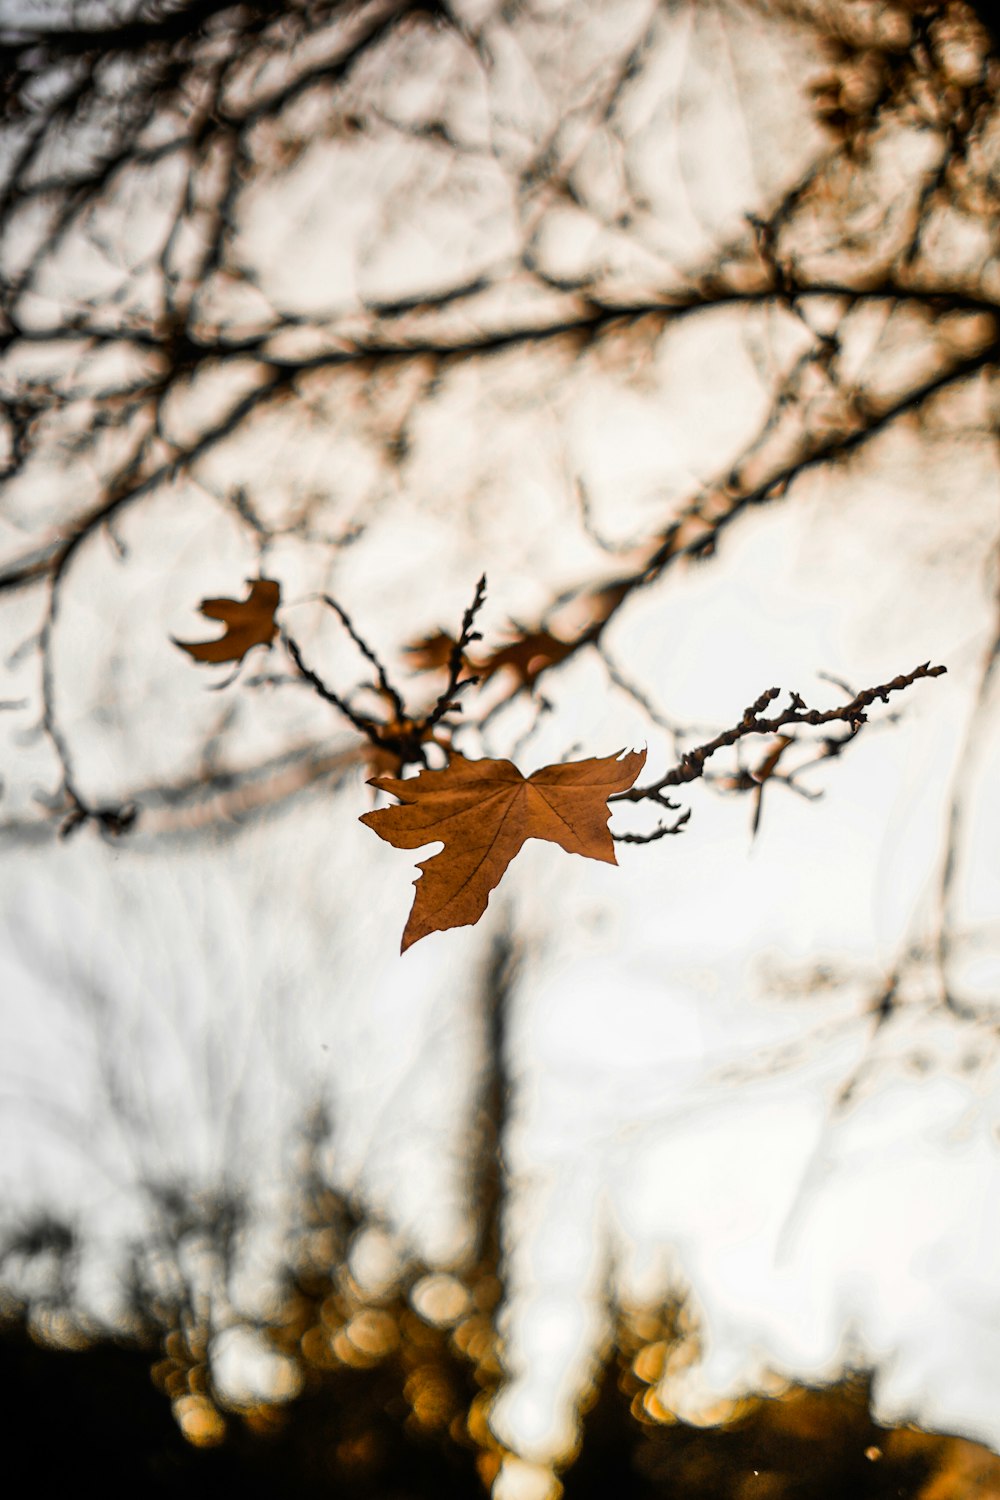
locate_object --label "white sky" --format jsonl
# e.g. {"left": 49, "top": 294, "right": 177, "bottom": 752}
{"left": 2, "top": 0, "right": 1000, "bottom": 1481}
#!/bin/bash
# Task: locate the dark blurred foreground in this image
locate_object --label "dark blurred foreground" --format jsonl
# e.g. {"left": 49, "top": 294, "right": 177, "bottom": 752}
{"left": 5, "top": 1313, "right": 1000, "bottom": 1500}
{"left": 3, "top": 1183, "right": 999, "bottom": 1500}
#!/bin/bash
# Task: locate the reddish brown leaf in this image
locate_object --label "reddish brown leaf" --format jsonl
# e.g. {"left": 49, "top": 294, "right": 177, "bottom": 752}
{"left": 174, "top": 578, "right": 280, "bottom": 665}
{"left": 473, "top": 628, "right": 572, "bottom": 686}
{"left": 751, "top": 734, "right": 794, "bottom": 787}
{"left": 361, "top": 747, "right": 646, "bottom": 951}
{"left": 404, "top": 630, "right": 462, "bottom": 673}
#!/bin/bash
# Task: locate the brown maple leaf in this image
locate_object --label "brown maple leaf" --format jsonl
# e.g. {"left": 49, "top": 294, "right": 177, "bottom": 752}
{"left": 473, "top": 628, "right": 573, "bottom": 687}
{"left": 173, "top": 578, "right": 280, "bottom": 665}
{"left": 404, "top": 630, "right": 463, "bottom": 673}
{"left": 408, "top": 625, "right": 573, "bottom": 688}
{"left": 361, "top": 747, "right": 646, "bottom": 951}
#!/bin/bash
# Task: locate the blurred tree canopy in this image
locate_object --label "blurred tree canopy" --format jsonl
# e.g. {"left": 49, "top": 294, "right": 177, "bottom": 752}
{"left": 0, "top": 0, "right": 993, "bottom": 841}
{"left": 3, "top": 0, "right": 1000, "bottom": 1495}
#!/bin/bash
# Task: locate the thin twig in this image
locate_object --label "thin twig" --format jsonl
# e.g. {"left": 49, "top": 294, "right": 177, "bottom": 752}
{"left": 283, "top": 631, "right": 379, "bottom": 742}
{"left": 321, "top": 594, "right": 406, "bottom": 719}
{"left": 424, "top": 573, "right": 487, "bottom": 733}
{"left": 613, "top": 664, "right": 946, "bottom": 804}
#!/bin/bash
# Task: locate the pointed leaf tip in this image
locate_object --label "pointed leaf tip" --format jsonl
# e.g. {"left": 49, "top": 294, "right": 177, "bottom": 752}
{"left": 362, "top": 747, "right": 646, "bottom": 948}
{"left": 174, "top": 577, "right": 280, "bottom": 665}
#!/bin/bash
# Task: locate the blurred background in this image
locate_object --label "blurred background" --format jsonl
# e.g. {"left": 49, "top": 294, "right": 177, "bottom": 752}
{"left": 2, "top": 0, "right": 1000, "bottom": 1494}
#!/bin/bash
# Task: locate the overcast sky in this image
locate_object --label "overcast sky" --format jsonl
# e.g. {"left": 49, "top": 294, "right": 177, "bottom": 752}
{"left": 2, "top": 0, "right": 1000, "bottom": 1485}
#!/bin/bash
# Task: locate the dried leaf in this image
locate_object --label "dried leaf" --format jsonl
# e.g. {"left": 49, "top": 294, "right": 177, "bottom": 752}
{"left": 406, "top": 625, "right": 572, "bottom": 689}
{"left": 361, "top": 747, "right": 646, "bottom": 950}
{"left": 473, "top": 628, "right": 572, "bottom": 687}
{"left": 750, "top": 734, "right": 794, "bottom": 787}
{"left": 404, "top": 630, "right": 462, "bottom": 673}
{"left": 174, "top": 578, "right": 280, "bottom": 665}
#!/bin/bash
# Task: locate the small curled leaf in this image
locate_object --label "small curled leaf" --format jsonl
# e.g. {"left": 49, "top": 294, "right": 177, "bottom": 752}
{"left": 173, "top": 578, "right": 280, "bottom": 665}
